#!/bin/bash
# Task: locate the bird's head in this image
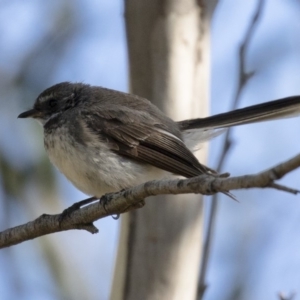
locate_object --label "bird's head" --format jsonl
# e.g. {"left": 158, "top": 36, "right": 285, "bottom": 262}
{"left": 18, "top": 82, "right": 87, "bottom": 125}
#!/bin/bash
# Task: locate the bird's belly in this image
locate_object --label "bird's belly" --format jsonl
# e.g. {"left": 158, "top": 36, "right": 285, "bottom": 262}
{"left": 44, "top": 133, "right": 166, "bottom": 197}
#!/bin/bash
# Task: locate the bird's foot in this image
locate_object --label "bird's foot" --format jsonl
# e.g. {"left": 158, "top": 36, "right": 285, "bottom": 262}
{"left": 99, "top": 193, "right": 120, "bottom": 219}
{"left": 59, "top": 196, "right": 98, "bottom": 223}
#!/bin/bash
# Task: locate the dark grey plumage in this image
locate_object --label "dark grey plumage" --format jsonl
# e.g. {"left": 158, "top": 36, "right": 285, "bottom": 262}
{"left": 18, "top": 82, "right": 300, "bottom": 197}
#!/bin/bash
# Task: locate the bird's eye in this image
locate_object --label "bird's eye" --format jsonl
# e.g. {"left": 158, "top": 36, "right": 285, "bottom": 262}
{"left": 48, "top": 99, "right": 57, "bottom": 108}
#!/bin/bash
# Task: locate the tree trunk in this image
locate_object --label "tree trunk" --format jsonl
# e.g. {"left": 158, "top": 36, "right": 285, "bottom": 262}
{"left": 111, "top": 1, "right": 217, "bottom": 299}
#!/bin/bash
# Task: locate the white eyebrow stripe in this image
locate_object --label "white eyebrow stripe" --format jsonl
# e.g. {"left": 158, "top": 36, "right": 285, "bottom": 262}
{"left": 38, "top": 93, "right": 54, "bottom": 103}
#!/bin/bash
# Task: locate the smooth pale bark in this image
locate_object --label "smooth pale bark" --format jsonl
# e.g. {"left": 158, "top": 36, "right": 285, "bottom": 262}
{"left": 111, "top": 1, "right": 217, "bottom": 299}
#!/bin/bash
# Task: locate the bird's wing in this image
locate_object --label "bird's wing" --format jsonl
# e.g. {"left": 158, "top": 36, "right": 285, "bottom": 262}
{"left": 82, "top": 109, "right": 214, "bottom": 178}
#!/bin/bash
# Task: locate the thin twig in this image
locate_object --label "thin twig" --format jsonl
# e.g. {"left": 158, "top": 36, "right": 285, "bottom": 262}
{"left": 198, "top": 0, "right": 266, "bottom": 298}
{"left": 0, "top": 151, "right": 299, "bottom": 249}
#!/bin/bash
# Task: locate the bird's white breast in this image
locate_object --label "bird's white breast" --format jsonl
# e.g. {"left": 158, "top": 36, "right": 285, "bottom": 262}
{"left": 44, "top": 125, "right": 166, "bottom": 197}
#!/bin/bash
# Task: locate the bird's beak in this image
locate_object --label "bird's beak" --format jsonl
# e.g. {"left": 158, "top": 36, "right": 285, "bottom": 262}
{"left": 18, "top": 109, "right": 40, "bottom": 119}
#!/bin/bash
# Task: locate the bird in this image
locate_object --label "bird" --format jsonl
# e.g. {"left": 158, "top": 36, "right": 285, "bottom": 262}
{"left": 18, "top": 82, "right": 300, "bottom": 200}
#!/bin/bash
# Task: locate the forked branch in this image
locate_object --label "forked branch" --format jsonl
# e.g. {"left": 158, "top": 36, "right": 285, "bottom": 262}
{"left": 0, "top": 152, "right": 299, "bottom": 249}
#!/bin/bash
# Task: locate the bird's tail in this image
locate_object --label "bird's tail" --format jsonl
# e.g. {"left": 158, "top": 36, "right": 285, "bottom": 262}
{"left": 178, "top": 96, "right": 300, "bottom": 131}
{"left": 178, "top": 96, "right": 300, "bottom": 150}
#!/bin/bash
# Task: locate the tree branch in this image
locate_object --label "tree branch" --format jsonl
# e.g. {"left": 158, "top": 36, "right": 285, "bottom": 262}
{"left": 0, "top": 152, "right": 299, "bottom": 249}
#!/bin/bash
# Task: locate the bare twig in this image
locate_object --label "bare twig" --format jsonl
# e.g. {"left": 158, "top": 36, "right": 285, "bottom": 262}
{"left": 0, "top": 152, "right": 299, "bottom": 249}
{"left": 198, "top": 0, "right": 266, "bottom": 298}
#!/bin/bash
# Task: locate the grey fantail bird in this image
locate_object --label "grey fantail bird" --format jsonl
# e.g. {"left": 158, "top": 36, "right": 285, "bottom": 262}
{"left": 18, "top": 82, "right": 300, "bottom": 198}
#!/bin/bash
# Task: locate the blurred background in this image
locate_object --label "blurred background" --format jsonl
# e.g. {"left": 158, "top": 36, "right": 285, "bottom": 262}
{"left": 0, "top": 0, "right": 300, "bottom": 299}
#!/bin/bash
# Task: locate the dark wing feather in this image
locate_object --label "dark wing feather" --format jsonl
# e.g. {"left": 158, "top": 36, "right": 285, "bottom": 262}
{"left": 82, "top": 109, "right": 214, "bottom": 178}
